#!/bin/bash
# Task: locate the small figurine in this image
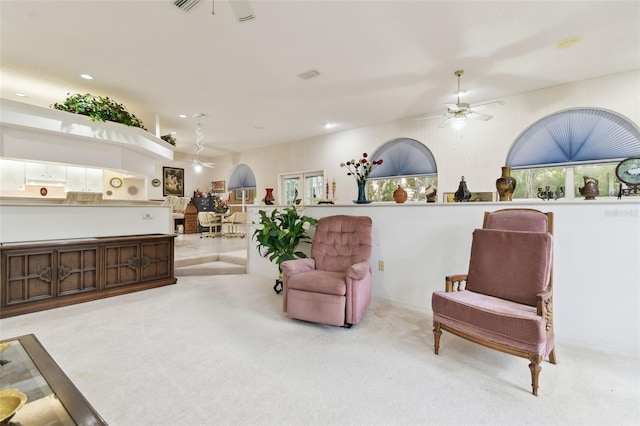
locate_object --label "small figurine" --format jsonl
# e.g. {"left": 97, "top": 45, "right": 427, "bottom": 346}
{"left": 454, "top": 176, "right": 471, "bottom": 202}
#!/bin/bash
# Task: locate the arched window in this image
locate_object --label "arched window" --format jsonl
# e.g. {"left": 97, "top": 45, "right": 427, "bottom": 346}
{"left": 506, "top": 108, "right": 640, "bottom": 198}
{"left": 367, "top": 138, "right": 437, "bottom": 202}
{"left": 228, "top": 163, "right": 256, "bottom": 207}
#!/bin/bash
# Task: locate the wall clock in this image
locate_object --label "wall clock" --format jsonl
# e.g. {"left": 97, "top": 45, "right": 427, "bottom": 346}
{"left": 615, "top": 157, "right": 640, "bottom": 185}
{"left": 109, "top": 177, "right": 123, "bottom": 188}
{"left": 151, "top": 178, "right": 161, "bottom": 187}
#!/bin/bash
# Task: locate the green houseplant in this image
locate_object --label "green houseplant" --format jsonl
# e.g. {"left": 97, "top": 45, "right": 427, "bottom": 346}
{"left": 253, "top": 207, "right": 318, "bottom": 292}
{"left": 52, "top": 93, "right": 146, "bottom": 130}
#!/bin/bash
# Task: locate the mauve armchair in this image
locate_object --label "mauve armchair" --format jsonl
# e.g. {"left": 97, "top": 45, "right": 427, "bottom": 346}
{"left": 432, "top": 209, "right": 555, "bottom": 396}
{"left": 280, "top": 215, "right": 373, "bottom": 327}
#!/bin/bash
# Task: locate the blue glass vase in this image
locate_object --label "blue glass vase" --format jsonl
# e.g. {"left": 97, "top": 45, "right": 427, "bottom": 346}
{"left": 354, "top": 179, "right": 371, "bottom": 204}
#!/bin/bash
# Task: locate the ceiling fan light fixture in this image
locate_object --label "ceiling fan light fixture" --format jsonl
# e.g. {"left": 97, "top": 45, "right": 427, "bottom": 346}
{"left": 450, "top": 116, "right": 467, "bottom": 129}
{"left": 194, "top": 164, "right": 203, "bottom": 173}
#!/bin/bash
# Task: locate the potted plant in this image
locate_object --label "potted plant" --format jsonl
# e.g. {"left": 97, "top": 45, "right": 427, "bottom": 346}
{"left": 51, "top": 93, "right": 146, "bottom": 130}
{"left": 252, "top": 206, "right": 318, "bottom": 293}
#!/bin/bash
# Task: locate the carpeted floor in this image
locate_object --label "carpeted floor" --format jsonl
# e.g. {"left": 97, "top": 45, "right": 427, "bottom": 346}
{"left": 1, "top": 274, "right": 638, "bottom": 426}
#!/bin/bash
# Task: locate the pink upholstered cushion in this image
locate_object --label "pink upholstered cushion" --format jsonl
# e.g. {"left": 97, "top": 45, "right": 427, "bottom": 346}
{"left": 432, "top": 290, "right": 548, "bottom": 354}
{"left": 484, "top": 210, "right": 549, "bottom": 232}
{"left": 466, "top": 229, "right": 552, "bottom": 306}
{"left": 311, "top": 215, "right": 372, "bottom": 272}
{"left": 287, "top": 270, "right": 347, "bottom": 295}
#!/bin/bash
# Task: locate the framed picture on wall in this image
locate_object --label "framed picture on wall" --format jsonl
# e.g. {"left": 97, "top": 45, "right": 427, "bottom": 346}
{"left": 163, "top": 167, "right": 184, "bottom": 197}
{"left": 211, "top": 180, "right": 225, "bottom": 193}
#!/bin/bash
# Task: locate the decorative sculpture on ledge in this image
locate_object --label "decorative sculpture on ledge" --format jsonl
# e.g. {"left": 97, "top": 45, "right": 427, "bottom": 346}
{"left": 537, "top": 186, "right": 565, "bottom": 201}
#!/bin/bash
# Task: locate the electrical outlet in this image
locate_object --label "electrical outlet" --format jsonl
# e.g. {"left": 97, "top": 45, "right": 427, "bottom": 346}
{"left": 378, "top": 261, "right": 384, "bottom": 271}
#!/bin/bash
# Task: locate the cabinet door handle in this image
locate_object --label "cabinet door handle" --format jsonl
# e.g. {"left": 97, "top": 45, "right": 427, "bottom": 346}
{"left": 39, "top": 266, "right": 54, "bottom": 282}
{"left": 127, "top": 256, "right": 139, "bottom": 269}
{"left": 140, "top": 256, "right": 151, "bottom": 269}
{"left": 58, "top": 265, "right": 71, "bottom": 281}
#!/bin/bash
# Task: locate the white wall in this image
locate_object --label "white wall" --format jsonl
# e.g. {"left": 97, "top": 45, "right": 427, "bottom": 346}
{"left": 247, "top": 201, "right": 640, "bottom": 357}
{"left": 0, "top": 204, "right": 173, "bottom": 242}
{"left": 211, "top": 70, "right": 639, "bottom": 203}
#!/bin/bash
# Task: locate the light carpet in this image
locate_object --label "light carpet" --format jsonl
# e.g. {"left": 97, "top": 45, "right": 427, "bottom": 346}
{"left": 1, "top": 275, "right": 638, "bottom": 426}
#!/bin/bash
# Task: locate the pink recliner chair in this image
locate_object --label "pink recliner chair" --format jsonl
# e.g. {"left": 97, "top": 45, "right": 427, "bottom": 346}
{"left": 280, "top": 215, "right": 373, "bottom": 327}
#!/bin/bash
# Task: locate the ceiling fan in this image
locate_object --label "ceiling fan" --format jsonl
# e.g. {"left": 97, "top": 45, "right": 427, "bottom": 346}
{"left": 192, "top": 114, "right": 215, "bottom": 173}
{"left": 173, "top": 0, "right": 256, "bottom": 23}
{"left": 417, "top": 70, "right": 504, "bottom": 129}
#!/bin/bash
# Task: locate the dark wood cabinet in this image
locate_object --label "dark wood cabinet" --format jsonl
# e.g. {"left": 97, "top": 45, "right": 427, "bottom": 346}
{"left": 191, "top": 197, "right": 213, "bottom": 233}
{"left": 1, "top": 234, "right": 176, "bottom": 318}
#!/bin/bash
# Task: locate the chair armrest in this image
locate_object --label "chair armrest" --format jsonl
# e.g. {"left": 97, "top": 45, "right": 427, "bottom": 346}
{"left": 536, "top": 288, "right": 553, "bottom": 332}
{"left": 346, "top": 261, "right": 371, "bottom": 280}
{"left": 280, "top": 258, "right": 315, "bottom": 276}
{"left": 445, "top": 274, "right": 468, "bottom": 292}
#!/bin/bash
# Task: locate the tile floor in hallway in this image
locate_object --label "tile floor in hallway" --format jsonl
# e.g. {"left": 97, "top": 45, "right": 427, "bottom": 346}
{"left": 174, "top": 231, "right": 249, "bottom": 264}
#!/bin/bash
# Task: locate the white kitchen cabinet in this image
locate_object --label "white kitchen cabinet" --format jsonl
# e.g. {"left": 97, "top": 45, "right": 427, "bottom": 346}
{"left": 0, "top": 159, "right": 26, "bottom": 190}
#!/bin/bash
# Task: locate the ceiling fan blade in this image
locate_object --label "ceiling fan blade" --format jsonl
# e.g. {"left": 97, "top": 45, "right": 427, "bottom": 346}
{"left": 229, "top": 0, "right": 256, "bottom": 22}
{"left": 416, "top": 112, "right": 448, "bottom": 121}
{"left": 438, "top": 116, "right": 454, "bottom": 128}
{"left": 467, "top": 112, "right": 494, "bottom": 121}
{"left": 469, "top": 100, "right": 505, "bottom": 111}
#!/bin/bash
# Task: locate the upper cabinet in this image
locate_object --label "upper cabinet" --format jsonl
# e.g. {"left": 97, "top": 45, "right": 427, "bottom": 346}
{"left": 25, "top": 162, "right": 66, "bottom": 184}
{"left": 0, "top": 160, "right": 105, "bottom": 193}
{"left": 0, "top": 159, "right": 25, "bottom": 190}
{"left": 66, "top": 167, "right": 103, "bottom": 192}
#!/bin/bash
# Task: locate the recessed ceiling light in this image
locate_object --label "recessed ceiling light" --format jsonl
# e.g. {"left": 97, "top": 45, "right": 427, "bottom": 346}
{"left": 80, "top": 74, "right": 94, "bottom": 80}
{"left": 15, "top": 93, "right": 27, "bottom": 97}
{"left": 179, "top": 114, "right": 187, "bottom": 118}
{"left": 556, "top": 36, "right": 582, "bottom": 49}
{"left": 324, "top": 122, "right": 336, "bottom": 129}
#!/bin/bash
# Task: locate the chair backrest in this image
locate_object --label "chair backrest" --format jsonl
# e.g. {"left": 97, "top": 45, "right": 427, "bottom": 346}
{"left": 311, "top": 215, "right": 372, "bottom": 272}
{"left": 198, "top": 212, "right": 219, "bottom": 226}
{"left": 162, "top": 195, "right": 178, "bottom": 206}
{"left": 229, "top": 212, "right": 247, "bottom": 224}
{"left": 483, "top": 208, "right": 553, "bottom": 234}
{"left": 483, "top": 208, "right": 553, "bottom": 288}
{"left": 466, "top": 228, "right": 553, "bottom": 306}
{"left": 172, "top": 197, "right": 191, "bottom": 213}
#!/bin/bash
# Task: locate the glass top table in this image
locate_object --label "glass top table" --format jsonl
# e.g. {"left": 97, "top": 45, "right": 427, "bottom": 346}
{"left": 0, "top": 334, "right": 106, "bottom": 425}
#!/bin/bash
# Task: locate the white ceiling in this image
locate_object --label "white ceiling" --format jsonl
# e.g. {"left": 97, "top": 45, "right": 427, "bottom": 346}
{"left": 1, "top": 1, "right": 639, "bottom": 159}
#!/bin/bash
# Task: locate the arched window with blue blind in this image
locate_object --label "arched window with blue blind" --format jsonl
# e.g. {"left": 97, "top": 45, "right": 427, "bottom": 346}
{"left": 368, "top": 138, "right": 437, "bottom": 179}
{"left": 227, "top": 163, "right": 256, "bottom": 190}
{"left": 507, "top": 108, "right": 640, "bottom": 168}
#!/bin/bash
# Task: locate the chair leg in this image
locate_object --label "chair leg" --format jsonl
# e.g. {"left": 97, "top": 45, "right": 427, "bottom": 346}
{"left": 549, "top": 347, "right": 557, "bottom": 364}
{"left": 528, "top": 353, "right": 543, "bottom": 396}
{"left": 433, "top": 321, "right": 442, "bottom": 355}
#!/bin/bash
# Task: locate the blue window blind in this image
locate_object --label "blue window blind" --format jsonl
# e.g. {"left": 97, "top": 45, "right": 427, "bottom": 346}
{"left": 227, "top": 163, "right": 256, "bottom": 190}
{"left": 368, "top": 138, "right": 437, "bottom": 179}
{"left": 507, "top": 108, "right": 640, "bottom": 168}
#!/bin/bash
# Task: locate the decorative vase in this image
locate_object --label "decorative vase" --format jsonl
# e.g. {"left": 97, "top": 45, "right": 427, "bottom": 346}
{"left": 496, "top": 166, "right": 516, "bottom": 201}
{"left": 454, "top": 176, "right": 471, "bottom": 202}
{"left": 263, "top": 188, "right": 275, "bottom": 205}
{"left": 393, "top": 185, "right": 408, "bottom": 203}
{"left": 354, "top": 179, "right": 370, "bottom": 204}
